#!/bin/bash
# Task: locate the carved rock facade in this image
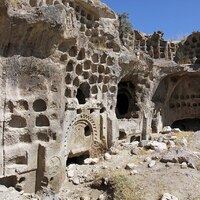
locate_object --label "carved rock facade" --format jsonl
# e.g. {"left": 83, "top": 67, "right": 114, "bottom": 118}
{"left": 0, "top": 0, "right": 199, "bottom": 194}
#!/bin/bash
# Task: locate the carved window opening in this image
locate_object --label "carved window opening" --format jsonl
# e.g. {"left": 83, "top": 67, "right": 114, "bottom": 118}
{"left": 9, "top": 115, "right": 27, "bottom": 128}
{"left": 171, "top": 118, "right": 200, "bottom": 131}
{"left": 119, "top": 131, "right": 126, "bottom": 140}
{"left": 76, "top": 82, "right": 90, "bottom": 104}
{"left": 0, "top": 176, "right": 17, "bottom": 189}
{"left": 30, "top": 0, "right": 37, "bottom": 7}
{"left": 84, "top": 125, "right": 91, "bottom": 136}
{"left": 33, "top": 99, "right": 47, "bottom": 112}
{"left": 36, "top": 115, "right": 50, "bottom": 127}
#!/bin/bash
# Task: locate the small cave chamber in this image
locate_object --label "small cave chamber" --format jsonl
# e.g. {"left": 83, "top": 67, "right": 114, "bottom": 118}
{"left": 171, "top": 118, "right": 200, "bottom": 132}
{"left": 115, "top": 81, "right": 139, "bottom": 119}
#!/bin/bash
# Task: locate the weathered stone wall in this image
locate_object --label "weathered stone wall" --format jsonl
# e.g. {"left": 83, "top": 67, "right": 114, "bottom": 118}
{"left": 0, "top": 0, "right": 128, "bottom": 193}
{"left": 175, "top": 32, "right": 200, "bottom": 64}
{"left": 0, "top": 0, "right": 200, "bottom": 195}
{"left": 122, "top": 30, "right": 179, "bottom": 60}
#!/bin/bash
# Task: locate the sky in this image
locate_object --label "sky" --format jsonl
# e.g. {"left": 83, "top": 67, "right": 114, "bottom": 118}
{"left": 101, "top": 0, "right": 200, "bottom": 40}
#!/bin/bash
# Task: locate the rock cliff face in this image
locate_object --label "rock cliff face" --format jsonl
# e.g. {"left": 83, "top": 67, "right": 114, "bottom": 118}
{"left": 0, "top": 0, "right": 200, "bottom": 194}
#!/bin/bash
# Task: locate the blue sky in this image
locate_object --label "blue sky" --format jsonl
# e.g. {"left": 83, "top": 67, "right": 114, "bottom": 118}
{"left": 101, "top": 0, "right": 200, "bottom": 40}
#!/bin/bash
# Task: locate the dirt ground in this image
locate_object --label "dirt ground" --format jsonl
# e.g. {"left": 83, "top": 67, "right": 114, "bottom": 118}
{"left": 1, "top": 131, "right": 200, "bottom": 200}
{"left": 57, "top": 131, "right": 200, "bottom": 200}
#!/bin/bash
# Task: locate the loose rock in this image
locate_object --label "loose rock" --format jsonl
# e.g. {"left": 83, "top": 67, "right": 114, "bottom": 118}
{"left": 148, "top": 160, "right": 156, "bottom": 168}
{"left": 109, "top": 147, "right": 120, "bottom": 155}
{"left": 148, "top": 141, "right": 168, "bottom": 152}
{"left": 180, "top": 162, "right": 187, "bottom": 169}
{"left": 104, "top": 153, "right": 112, "bottom": 160}
{"left": 125, "top": 163, "right": 137, "bottom": 170}
{"left": 161, "top": 193, "right": 178, "bottom": 200}
{"left": 84, "top": 158, "right": 99, "bottom": 165}
{"left": 130, "top": 170, "right": 138, "bottom": 175}
{"left": 144, "top": 157, "right": 152, "bottom": 162}
{"left": 162, "top": 126, "right": 172, "bottom": 133}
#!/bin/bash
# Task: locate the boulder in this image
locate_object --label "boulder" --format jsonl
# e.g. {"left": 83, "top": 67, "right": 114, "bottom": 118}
{"left": 67, "top": 170, "right": 75, "bottom": 178}
{"left": 180, "top": 162, "right": 187, "bottom": 169}
{"left": 167, "top": 140, "right": 176, "bottom": 148}
{"left": 161, "top": 193, "right": 178, "bottom": 200}
{"left": 84, "top": 158, "right": 99, "bottom": 165}
{"left": 138, "top": 140, "right": 149, "bottom": 147}
{"left": 172, "top": 128, "right": 181, "bottom": 133}
{"left": 98, "top": 194, "right": 107, "bottom": 200}
{"left": 125, "top": 163, "right": 137, "bottom": 170}
{"left": 130, "top": 170, "right": 138, "bottom": 175}
{"left": 162, "top": 126, "right": 172, "bottom": 133}
{"left": 176, "top": 138, "right": 188, "bottom": 147}
{"left": 80, "top": 196, "right": 90, "bottom": 200}
{"left": 148, "top": 141, "right": 168, "bottom": 151}
{"left": 109, "top": 147, "right": 120, "bottom": 155}
{"left": 122, "top": 141, "right": 139, "bottom": 148}
{"left": 72, "top": 177, "right": 80, "bottom": 185}
{"left": 104, "top": 153, "right": 112, "bottom": 160}
{"left": 148, "top": 160, "right": 156, "bottom": 168}
{"left": 160, "top": 147, "right": 200, "bottom": 168}
{"left": 144, "top": 157, "right": 152, "bottom": 162}
{"left": 130, "top": 148, "right": 140, "bottom": 155}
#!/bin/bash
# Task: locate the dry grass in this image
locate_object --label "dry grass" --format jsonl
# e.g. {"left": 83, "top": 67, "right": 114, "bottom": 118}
{"left": 93, "top": 170, "right": 142, "bottom": 200}
{"left": 10, "top": 0, "right": 29, "bottom": 9}
{"left": 172, "top": 131, "right": 193, "bottom": 140}
{"left": 193, "top": 197, "right": 200, "bottom": 200}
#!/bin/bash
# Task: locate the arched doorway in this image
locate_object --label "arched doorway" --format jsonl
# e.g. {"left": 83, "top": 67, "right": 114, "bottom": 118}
{"left": 68, "top": 120, "right": 93, "bottom": 158}
{"left": 171, "top": 118, "right": 200, "bottom": 131}
{"left": 65, "top": 112, "right": 99, "bottom": 161}
{"left": 153, "top": 73, "right": 200, "bottom": 130}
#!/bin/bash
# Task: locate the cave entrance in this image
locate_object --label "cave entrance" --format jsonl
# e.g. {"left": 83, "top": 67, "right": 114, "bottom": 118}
{"left": 67, "top": 152, "right": 90, "bottom": 166}
{"left": 171, "top": 118, "right": 200, "bottom": 131}
{"left": 67, "top": 121, "right": 93, "bottom": 161}
{"left": 76, "top": 82, "right": 90, "bottom": 104}
{"left": 116, "top": 81, "right": 139, "bottom": 119}
{"left": 116, "top": 93, "right": 129, "bottom": 115}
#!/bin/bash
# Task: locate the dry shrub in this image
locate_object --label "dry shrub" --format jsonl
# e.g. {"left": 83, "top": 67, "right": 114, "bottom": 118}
{"left": 92, "top": 171, "right": 142, "bottom": 200}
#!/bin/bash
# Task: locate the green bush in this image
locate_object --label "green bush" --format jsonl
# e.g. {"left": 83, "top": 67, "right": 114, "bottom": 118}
{"left": 118, "top": 12, "right": 133, "bottom": 42}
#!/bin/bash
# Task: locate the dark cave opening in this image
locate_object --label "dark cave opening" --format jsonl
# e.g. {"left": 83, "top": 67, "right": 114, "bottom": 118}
{"left": 116, "top": 93, "right": 129, "bottom": 116}
{"left": 115, "top": 81, "right": 139, "bottom": 119}
{"left": 76, "top": 82, "right": 90, "bottom": 104}
{"left": 119, "top": 130, "right": 127, "bottom": 140}
{"left": 84, "top": 125, "right": 91, "bottom": 136}
{"left": 76, "top": 88, "right": 86, "bottom": 104}
{"left": 171, "top": 118, "right": 200, "bottom": 131}
{"left": 67, "top": 152, "right": 90, "bottom": 165}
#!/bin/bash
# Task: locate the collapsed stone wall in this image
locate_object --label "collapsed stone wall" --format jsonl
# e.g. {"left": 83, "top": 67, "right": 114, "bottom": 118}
{"left": 122, "top": 30, "right": 179, "bottom": 60}
{"left": 175, "top": 32, "right": 200, "bottom": 64}
{"left": 0, "top": 0, "right": 200, "bottom": 195}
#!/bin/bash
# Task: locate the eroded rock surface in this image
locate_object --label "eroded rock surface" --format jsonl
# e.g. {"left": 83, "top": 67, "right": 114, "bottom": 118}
{"left": 0, "top": 0, "right": 200, "bottom": 197}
